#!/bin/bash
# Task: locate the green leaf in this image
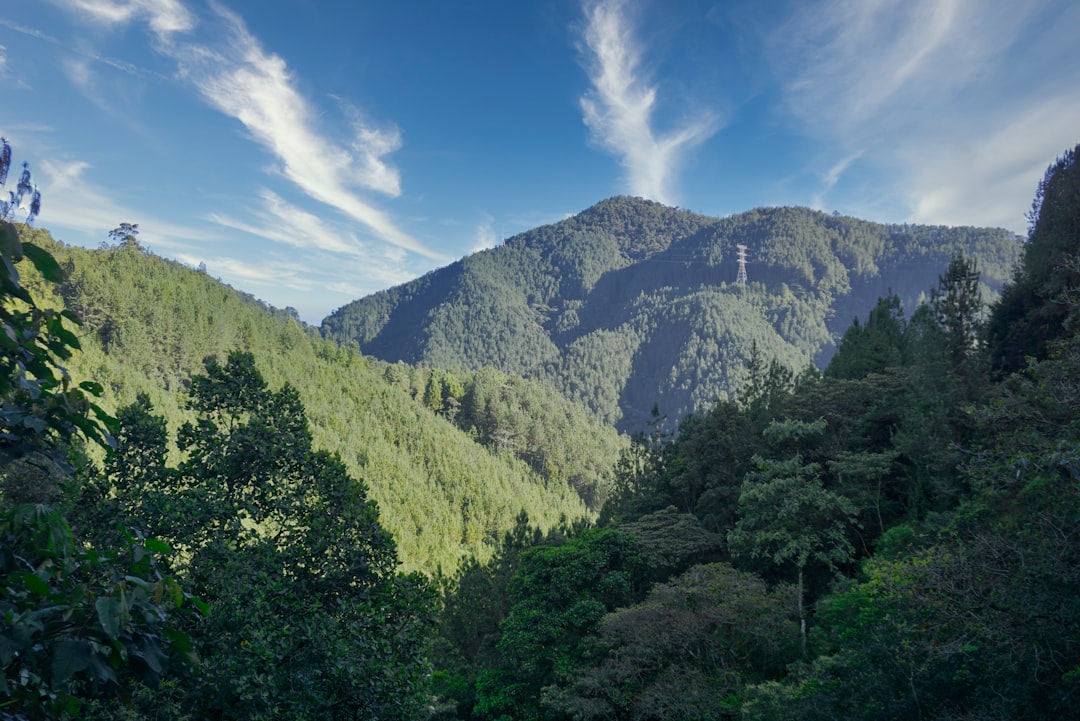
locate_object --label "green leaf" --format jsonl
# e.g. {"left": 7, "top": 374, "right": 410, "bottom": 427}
{"left": 21, "top": 571, "right": 52, "bottom": 597}
{"left": 136, "top": 636, "right": 166, "bottom": 674}
{"left": 95, "top": 596, "right": 122, "bottom": 640}
{"left": 0, "top": 222, "right": 23, "bottom": 261}
{"left": 191, "top": 596, "right": 210, "bottom": 616}
{"left": 0, "top": 634, "right": 20, "bottom": 666}
{"left": 22, "top": 242, "right": 65, "bottom": 283}
{"left": 79, "top": 380, "right": 104, "bottom": 395}
{"left": 60, "top": 309, "right": 83, "bottom": 326}
{"left": 51, "top": 639, "right": 92, "bottom": 684}
{"left": 144, "top": 537, "right": 174, "bottom": 555}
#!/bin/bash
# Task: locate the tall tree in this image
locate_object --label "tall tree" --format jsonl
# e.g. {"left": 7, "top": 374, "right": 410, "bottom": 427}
{"left": 80, "top": 352, "right": 434, "bottom": 721}
{"left": 476, "top": 528, "right": 644, "bottom": 721}
{"left": 988, "top": 144, "right": 1080, "bottom": 374}
{"left": 728, "top": 424, "right": 857, "bottom": 656}
{"left": 929, "top": 253, "right": 983, "bottom": 378}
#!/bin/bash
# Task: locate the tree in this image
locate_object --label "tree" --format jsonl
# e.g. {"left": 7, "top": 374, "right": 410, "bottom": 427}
{"left": 0, "top": 505, "right": 195, "bottom": 719}
{"left": 988, "top": 144, "right": 1080, "bottom": 374}
{"left": 739, "top": 341, "right": 796, "bottom": 417}
{"left": 105, "top": 223, "right": 143, "bottom": 252}
{"left": 545, "top": 563, "right": 799, "bottom": 721}
{"left": 430, "top": 512, "right": 545, "bottom": 720}
{"left": 476, "top": 528, "right": 644, "bottom": 721}
{"left": 1, "top": 140, "right": 193, "bottom": 720}
{"left": 0, "top": 142, "right": 111, "bottom": 470}
{"left": 425, "top": 371, "right": 445, "bottom": 413}
{"left": 79, "top": 352, "right": 435, "bottom": 720}
{"left": 728, "top": 445, "right": 857, "bottom": 656}
{"left": 929, "top": 252, "right": 983, "bottom": 378}
{"left": 826, "top": 293, "right": 907, "bottom": 380}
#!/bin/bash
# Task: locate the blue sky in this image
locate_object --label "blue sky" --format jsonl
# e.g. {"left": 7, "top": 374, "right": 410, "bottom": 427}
{"left": 1, "top": 0, "right": 1078, "bottom": 322}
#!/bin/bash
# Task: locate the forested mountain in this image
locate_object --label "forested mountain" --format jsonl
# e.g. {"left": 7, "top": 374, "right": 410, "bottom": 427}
{"left": 429, "top": 145, "right": 1080, "bottom": 721}
{"left": 323, "top": 198, "right": 1021, "bottom": 431}
{"left": 13, "top": 228, "right": 625, "bottom": 574}
{"left": 4, "top": 131, "right": 1079, "bottom": 721}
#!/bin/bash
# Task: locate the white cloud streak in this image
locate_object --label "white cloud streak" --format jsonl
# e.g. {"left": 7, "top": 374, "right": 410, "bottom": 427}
{"left": 37, "top": 157, "right": 213, "bottom": 250}
{"left": 50, "top": 0, "right": 445, "bottom": 261}
{"left": 470, "top": 214, "right": 498, "bottom": 253}
{"left": 60, "top": 0, "right": 196, "bottom": 39}
{"left": 209, "top": 188, "right": 370, "bottom": 258}
{"left": 768, "top": 0, "right": 1080, "bottom": 231}
{"left": 164, "top": 3, "right": 444, "bottom": 260}
{"left": 578, "top": 0, "right": 718, "bottom": 205}
{"left": 174, "top": 245, "right": 415, "bottom": 322}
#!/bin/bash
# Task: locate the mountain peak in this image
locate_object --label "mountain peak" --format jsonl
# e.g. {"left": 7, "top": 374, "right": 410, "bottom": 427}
{"left": 323, "top": 204, "right": 1021, "bottom": 431}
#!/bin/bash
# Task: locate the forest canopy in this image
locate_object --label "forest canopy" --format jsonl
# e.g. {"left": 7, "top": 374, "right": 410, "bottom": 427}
{"left": 3, "top": 137, "right": 1079, "bottom": 720}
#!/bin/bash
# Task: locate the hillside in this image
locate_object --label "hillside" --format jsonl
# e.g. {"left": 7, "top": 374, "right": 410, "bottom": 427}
{"left": 322, "top": 197, "right": 1022, "bottom": 431}
{"left": 17, "top": 228, "right": 627, "bottom": 575}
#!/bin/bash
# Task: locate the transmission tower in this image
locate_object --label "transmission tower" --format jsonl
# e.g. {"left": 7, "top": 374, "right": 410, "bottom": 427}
{"left": 735, "top": 244, "right": 748, "bottom": 286}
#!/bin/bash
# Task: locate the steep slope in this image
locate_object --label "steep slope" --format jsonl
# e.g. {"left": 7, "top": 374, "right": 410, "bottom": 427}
{"left": 323, "top": 197, "right": 1022, "bottom": 431}
{"left": 20, "top": 228, "right": 602, "bottom": 575}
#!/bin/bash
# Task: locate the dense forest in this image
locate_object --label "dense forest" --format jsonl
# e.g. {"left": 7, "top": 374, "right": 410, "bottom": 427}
{"left": 2, "top": 139, "right": 1079, "bottom": 720}
{"left": 323, "top": 198, "right": 1022, "bottom": 431}
{"left": 6, "top": 223, "right": 629, "bottom": 576}
{"left": 428, "top": 145, "right": 1080, "bottom": 720}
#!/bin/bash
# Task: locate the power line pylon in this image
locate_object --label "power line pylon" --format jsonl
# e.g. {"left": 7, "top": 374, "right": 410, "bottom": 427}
{"left": 736, "top": 244, "right": 748, "bottom": 286}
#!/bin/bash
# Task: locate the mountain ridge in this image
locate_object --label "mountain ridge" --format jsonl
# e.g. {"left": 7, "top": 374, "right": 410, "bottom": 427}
{"left": 15, "top": 228, "right": 620, "bottom": 575}
{"left": 322, "top": 197, "right": 1022, "bottom": 430}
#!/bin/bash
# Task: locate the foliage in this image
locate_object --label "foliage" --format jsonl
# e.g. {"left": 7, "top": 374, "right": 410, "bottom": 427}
{"left": 1, "top": 141, "right": 191, "bottom": 720}
{"left": 728, "top": 447, "right": 857, "bottom": 654}
{"left": 544, "top": 563, "right": 799, "bottom": 721}
{"left": 474, "top": 528, "right": 644, "bottom": 721}
{"left": 324, "top": 197, "right": 1020, "bottom": 432}
{"left": 379, "top": 364, "right": 627, "bottom": 511}
{"left": 76, "top": 352, "right": 435, "bottom": 720}
{"left": 0, "top": 145, "right": 111, "bottom": 472}
{"left": 0, "top": 505, "right": 194, "bottom": 719}
{"left": 987, "top": 144, "right": 1080, "bottom": 374}
{"left": 15, "top": 227, "right": 590, "bottom": 574}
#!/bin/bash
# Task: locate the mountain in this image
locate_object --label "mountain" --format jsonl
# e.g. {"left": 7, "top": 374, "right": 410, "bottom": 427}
{"left": 17, "top": 228, "right": 626, "bottom": 575}
{"left": 322, "top": 197, "right": 1023, "bottom": 431}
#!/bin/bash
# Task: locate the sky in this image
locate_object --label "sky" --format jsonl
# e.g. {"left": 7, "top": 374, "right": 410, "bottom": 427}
{"left": 1, "top": 0, "right": 1078, "bottom": 323}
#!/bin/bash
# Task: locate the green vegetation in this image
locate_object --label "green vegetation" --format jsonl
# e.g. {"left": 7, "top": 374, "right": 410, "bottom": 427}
{"left": 323, "top": 196, "right": 1021, "bottom": 431}
{"left": 74, "top": 353, "right": 434, "bottom": 720}
{"left": 5, "top": 132, "right": 1079, "bottom": 720}
{"left": 13, "top": 227, "right": 607, "bottom": 574}
{"left": 428, "top": 145, "right": 1080, "bottom": 720}
{"left": 0, "top": 144, "right": 196, "bottom": 719}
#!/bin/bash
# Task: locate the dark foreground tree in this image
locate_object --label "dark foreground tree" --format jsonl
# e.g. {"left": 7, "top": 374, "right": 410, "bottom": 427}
{"left": 1, "top": 140, "right": 193, "bottom": 720}
{"left": 988, "top": 144, "right": 1080, "bottom": 374}
{"left": 78, "top": 352, "right": 435, "bottom": 721}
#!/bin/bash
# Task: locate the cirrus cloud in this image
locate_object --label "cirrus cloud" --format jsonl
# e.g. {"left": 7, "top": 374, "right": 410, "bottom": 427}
{"left": 578, "top": 0, "right": 719, "bottom": 205}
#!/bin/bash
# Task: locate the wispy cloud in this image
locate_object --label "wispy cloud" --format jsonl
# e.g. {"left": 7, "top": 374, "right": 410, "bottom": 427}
{"left": 164, "top": 3, "right": 443, "bottom": 260}
{"left": 768, "top": 0, "right": 1080, "bottom": 231}
{"left": 0, "top": 18, "right": 57, "bottom": 42}
{"left": 175, "top": 253, "right": 317, "bottom": 291}
{"left": 470, "top": 214, "right": 499, "bottom": 253}
{"left": 60, "top": 0, "right": 196, "bottom": 39}
{"left": 173, "top": 247, "right": 415, "bottom": 321}
{"left": 209, "top": 188, "right": 370, "bottom": 258}
{"left": 904, "top": 94, "right": 1080, "bottom": 230}
{"left": 49, "top": 0, "right": 445, "bottom": 261}
{"left": 37, "top": 157, "right": 213, "bottom": 250}
{"left": 203, "top": 190, "right": 421, "bottom": 301}
{"left": 578, "top": 0, "right": 718, "bottom": 205}
{"left": 810, "top": 152, "right": 861, "bottom": 210}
